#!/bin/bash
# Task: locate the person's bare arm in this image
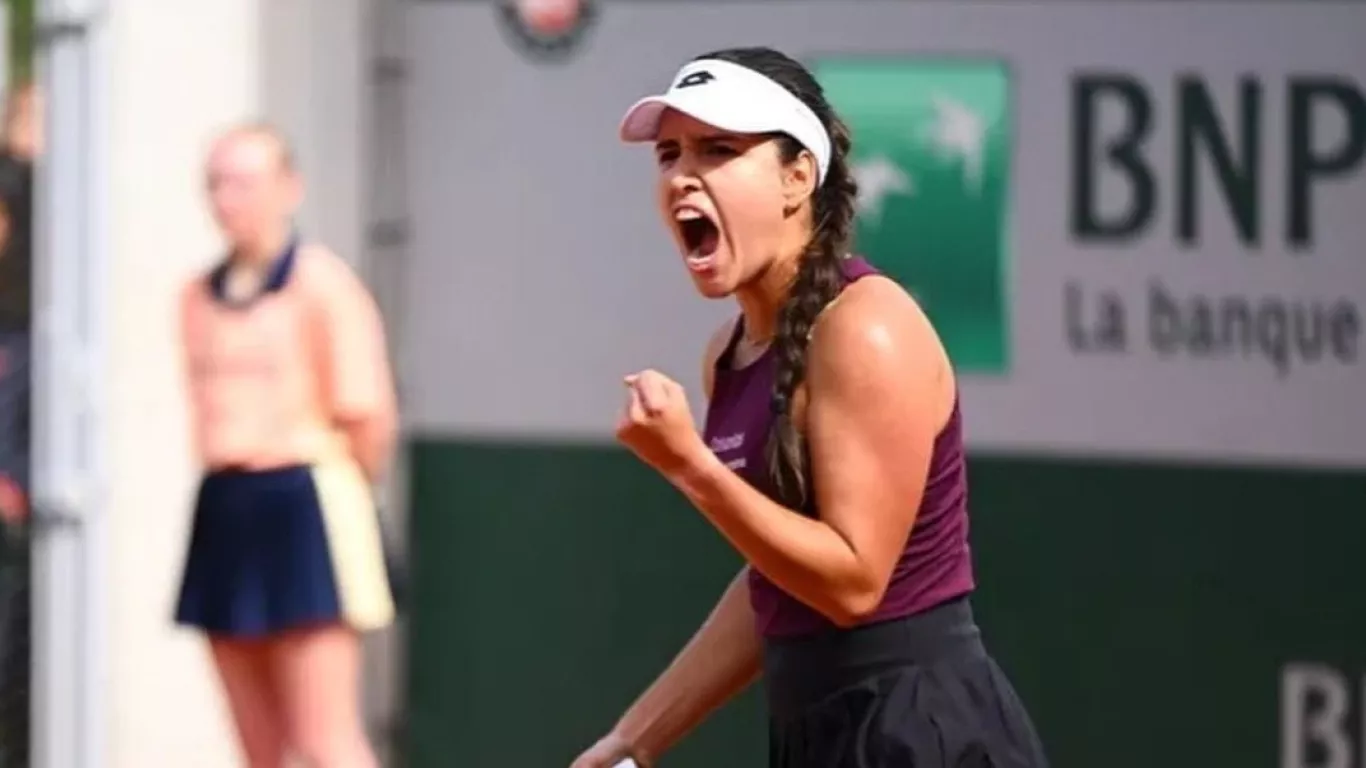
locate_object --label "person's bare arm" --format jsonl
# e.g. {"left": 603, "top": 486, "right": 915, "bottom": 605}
{"left": 613, "top": 567, "right": 760, "bottom": 764}
{"left": 312, "top": 248, "right": 399, "bottom": 483}
{"left": 670, "top": 279, "right": 948, "bottom": 626}
{"left": 609, "top": 318, "right": 760, "bottom": 764}
{"left": 178, "top": 279, "right": 206, "bottom": 464}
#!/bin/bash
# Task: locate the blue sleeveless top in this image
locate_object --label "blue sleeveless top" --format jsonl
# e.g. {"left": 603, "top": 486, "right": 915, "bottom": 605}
{"left": 701, "top": 256, "right": 975, "bottom": 638}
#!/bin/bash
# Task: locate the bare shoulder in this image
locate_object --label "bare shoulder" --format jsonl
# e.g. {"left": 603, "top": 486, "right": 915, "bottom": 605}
{"left": 178, "top": 270, "right": 211, "bottom": 313}
{"left": 808, "top": 276, "right": 952, "bottom": 396}
{"left": 180, "top": 271, "right": 208, "bottom": 299}
{"left": 701, "top": 315, "right": 739, "bottom": 400}
{"left": 294, "top": 243, "right": 375, "bottom": 306}
{"left": 295, "top": 242, "right": 357, "bottom": 283}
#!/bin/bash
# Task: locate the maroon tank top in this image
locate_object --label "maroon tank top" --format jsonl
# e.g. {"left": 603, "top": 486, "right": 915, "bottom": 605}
{"left": 702, "top": 256, "right": 975, "bottom": 638}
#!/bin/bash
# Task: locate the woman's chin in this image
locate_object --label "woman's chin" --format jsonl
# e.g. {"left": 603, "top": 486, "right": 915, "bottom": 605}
{"left": 688, "top": 271, "right": 736, "bottom": 299}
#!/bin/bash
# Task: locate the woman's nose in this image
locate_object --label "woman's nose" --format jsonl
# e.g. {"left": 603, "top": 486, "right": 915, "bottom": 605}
{"left": 667, "top": 166, "right": 703, "bottom": 196}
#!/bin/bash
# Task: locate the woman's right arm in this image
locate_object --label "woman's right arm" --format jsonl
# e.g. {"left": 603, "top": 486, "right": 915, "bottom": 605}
{"left": 608, "top": 318, "right": 757, "bottom": 764}
{"left": 307, "top": 246, "right": 399, "bottom": 483}
{"left": 178, "top": 280, "right": 205, "bottom": 460}
{"left": 611, "top": 567, "right": 761, "bottom": 763}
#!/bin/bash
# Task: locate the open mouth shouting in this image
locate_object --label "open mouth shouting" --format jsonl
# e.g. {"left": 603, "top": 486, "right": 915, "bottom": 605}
{"left": 674, "top": 205, "right": 721, "bottom": 273}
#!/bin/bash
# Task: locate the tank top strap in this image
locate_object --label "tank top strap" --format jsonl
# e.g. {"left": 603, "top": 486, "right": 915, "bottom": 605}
{"left": 804, "top": 255, "right": 881, "bottom": 342}
{"left": 839, "top": 254, "right": 878, "bottom": 282}
{"left": 715, "top": 314, "right": 748, "bottom": 370}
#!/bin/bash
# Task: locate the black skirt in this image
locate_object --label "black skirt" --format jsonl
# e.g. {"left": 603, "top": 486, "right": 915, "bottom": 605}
{"left": 763, "top": 597, "right": 1048, "bottom": 768}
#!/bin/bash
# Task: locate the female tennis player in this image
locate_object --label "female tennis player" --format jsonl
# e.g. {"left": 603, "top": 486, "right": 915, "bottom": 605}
{"left": 176, "top": 124, "right": 397, "bottom": 768}
{"left": 571, "top": 48, "right": 1048, "bottom": 768}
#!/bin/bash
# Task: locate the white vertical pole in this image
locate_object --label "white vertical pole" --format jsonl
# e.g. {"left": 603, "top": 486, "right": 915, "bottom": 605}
{"left": 30, "top": 0, "right": 108, "bottom": 763}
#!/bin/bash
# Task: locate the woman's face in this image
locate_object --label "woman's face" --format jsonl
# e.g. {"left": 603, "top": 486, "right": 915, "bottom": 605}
{"left": 654, "top": 110, "right": 793, "bottom": 299}
{"left": 205, "top": 132, "right": 300, "bottom": 248}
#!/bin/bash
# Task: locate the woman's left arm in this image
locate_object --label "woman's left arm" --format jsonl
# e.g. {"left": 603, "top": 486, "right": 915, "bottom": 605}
{"left": 669, "top": 281, "right": 946, "bottom": 626}
{"left": 313, "top": 250, "right": 400, "bottom": 483}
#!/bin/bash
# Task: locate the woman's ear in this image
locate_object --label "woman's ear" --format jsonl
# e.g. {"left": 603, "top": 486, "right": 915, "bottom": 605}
{"left": 781, "top": 149, "right": 818, "bottom": 210}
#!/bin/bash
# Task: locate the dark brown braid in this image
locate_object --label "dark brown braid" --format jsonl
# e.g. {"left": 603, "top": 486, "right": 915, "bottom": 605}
{"left": 697, "top": 48, "right": 860, "bottom": 506}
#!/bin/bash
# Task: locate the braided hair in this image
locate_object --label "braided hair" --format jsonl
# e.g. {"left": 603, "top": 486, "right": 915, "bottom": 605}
{"left": 696, "top": 48, "right": 859, "bottom": 506}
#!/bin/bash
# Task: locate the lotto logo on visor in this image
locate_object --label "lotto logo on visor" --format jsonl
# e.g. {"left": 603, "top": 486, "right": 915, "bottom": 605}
{"left": 674, "top": 70, "right": 716, "bottom": 89}
{"left": 618, "top": 59, "right": 832, "bottom": 185}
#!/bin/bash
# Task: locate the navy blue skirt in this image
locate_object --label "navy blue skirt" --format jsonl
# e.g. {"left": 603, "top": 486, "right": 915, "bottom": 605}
{"left": 174, "top": 463, "right": 395, "bottom": 638}
{"left": 764, "top": 597, "right": 1048, "bottom": 768}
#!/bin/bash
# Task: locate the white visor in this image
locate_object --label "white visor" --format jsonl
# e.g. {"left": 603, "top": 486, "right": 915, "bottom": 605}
{"left": 619, "top": 58, "right": 832, "bottom": 185}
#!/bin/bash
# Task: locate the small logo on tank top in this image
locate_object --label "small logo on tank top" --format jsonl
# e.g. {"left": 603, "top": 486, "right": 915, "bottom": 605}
{"left": 708, "top": 432, "right": 747, "bottom": 471}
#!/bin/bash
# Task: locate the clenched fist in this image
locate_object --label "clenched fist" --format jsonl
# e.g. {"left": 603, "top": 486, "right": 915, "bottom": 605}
{"left": 615, "top": 369, "right": 707, "bottom": 479}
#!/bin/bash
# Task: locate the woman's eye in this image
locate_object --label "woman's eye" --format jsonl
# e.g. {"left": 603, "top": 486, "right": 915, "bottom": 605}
{"left": 707, "top": 145, "right": 738, "bottom": 157}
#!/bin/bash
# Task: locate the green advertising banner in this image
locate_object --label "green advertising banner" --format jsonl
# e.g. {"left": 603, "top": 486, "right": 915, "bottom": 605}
{"left": 818, "top": 56, "right": 1012, "bottom": 374}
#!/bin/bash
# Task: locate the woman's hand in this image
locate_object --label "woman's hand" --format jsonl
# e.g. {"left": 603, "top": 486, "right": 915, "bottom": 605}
{"left": 569, "top": 731, "right": 639, "bottom": 768}
{"left": 615, "top": 369, "right": 708, "bottom": 480}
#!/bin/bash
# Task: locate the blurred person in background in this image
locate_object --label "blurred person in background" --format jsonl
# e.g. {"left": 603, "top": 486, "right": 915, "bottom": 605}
{"left": 0, "top": 81, "right": 39, "bottom": 768}
{"left": 0, "top": 81, "right": 39, "bottom": 525}
{"left": 0, "top": 184, "right": 27, "bottom": 525}
{"left": 175, "top": 123, "right": 398, "bottom": 768}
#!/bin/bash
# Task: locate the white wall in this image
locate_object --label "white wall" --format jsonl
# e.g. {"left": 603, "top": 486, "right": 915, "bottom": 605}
{"left": 403, "top": 1, "right": 1366, "bottom": 467}
{"left": 98, "top": 0, "right": 373, "bottom": 764}
{"left": 103, "top": 2, "right": 260, "bottom": 763}
{"left": 262, "top": 0, "right": 370, "bottom": 270}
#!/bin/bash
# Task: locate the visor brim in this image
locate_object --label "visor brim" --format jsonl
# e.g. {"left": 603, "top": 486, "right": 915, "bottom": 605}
{"left": 618, "top": 92, "right": 790, "bottom": 144}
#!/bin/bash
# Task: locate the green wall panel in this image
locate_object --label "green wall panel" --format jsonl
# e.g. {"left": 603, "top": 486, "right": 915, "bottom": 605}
{"left": 405, "top": 439, "right": 1366, "bottom": 768}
